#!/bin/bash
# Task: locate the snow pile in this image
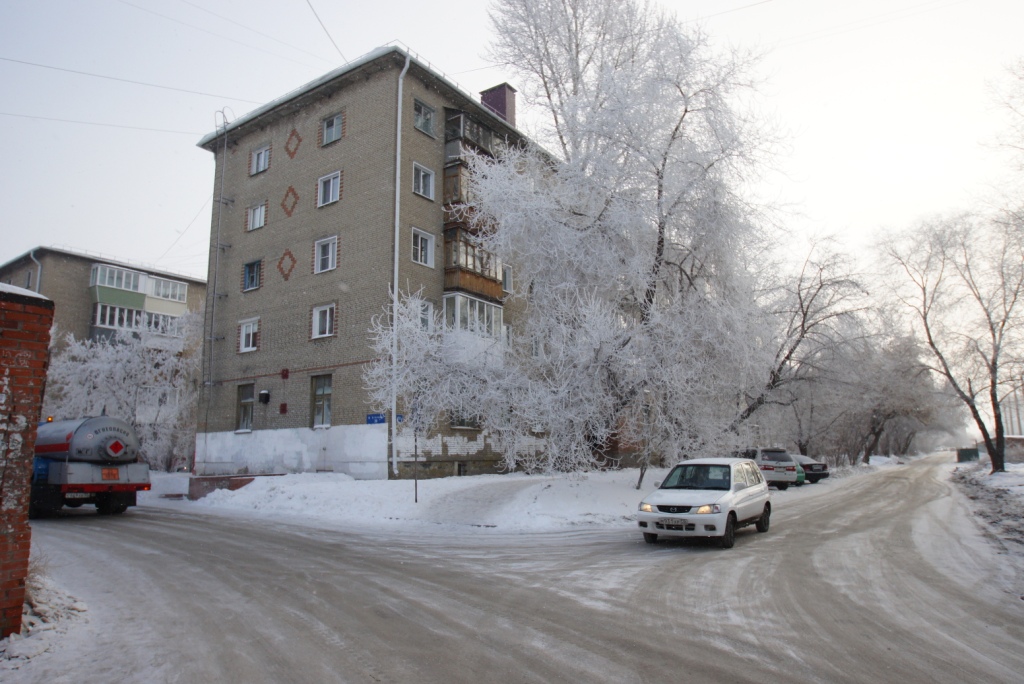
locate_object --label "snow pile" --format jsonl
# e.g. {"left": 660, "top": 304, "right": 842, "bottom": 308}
{"left": 951, "top": 461, "right": 1024, "bottom": 548}
{"left": 1, "top": 572, "right": 87, "bottom": 667}
{"left": 186, "top": 469, "right": 658, "bottom": 532}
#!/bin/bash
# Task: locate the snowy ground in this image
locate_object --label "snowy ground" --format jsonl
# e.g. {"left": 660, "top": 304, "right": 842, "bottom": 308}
{"left": 4, "top": 453, "right": 1021, "bottom": 672}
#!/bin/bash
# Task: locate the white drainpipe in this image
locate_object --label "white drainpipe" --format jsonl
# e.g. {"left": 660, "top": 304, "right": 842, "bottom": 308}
{"left": 391, "top": 51, "right": 411, "bottom": 476}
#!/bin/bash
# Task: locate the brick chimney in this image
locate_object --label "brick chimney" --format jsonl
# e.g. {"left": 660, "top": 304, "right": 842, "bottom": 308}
{"left": 480, "top": 83, "right": 517, "bottom": 127}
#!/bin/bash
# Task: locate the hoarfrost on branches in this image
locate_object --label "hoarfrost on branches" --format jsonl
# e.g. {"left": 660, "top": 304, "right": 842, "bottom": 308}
{"left": 365, "top": 0, "right": 780, "bottom": 474}
{"left": 42, "top": 315, "right": 200, "bottom": 471}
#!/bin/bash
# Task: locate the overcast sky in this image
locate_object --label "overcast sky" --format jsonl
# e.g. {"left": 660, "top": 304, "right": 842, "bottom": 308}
{"left": 1, "top": 0, "right": 1021, "bottom": 280}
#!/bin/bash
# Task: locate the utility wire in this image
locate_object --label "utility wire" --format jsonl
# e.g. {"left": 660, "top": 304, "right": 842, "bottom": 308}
{"left": 116, "top": 0, "right": 325, "bottom": 70}
{"left": 156, "top": 194, "right": 212, "bottom": 266}
{"left": 175, "top": 0, "right": 334, "bottom": 65}
{"left": 0, "top": 56, "right": 262, "bottom": 104}
{"left": 304, "top": 0, "right": 346, "bottom": 62}
{"left": 0, "top": 111, "right": 202, "bottom": 135}
{"left": 777, "top": 0, "right": 967, "bottom": 49}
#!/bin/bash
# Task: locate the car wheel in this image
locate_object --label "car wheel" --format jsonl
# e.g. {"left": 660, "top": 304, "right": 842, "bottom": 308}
{"left": 807, "top": 476, "right": 819, "bottom": 484}
{"left": 756, "top": 505, "right": 770, "bottom": 533}
{"left": 775, "top": 483, "right": 789, "bottom": 490}
{"left": 643, "top": 532, "right": 658, "bottom": 544}
{"left": 719, "top": 514, "right": 736, "bottom": 549}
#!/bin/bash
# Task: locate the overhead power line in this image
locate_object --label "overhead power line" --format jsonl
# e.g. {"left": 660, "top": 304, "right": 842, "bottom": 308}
{"left": 116, "top": 0, "right": 326, "bottom": 70}
{"left": 0, "top": 111, "right": 202, "bottom": 135}
{"left": 0, "top": 56, "right": 262, "bottom": 104}
{"left": 305, "top": 0, "right": 346, "bottom": 62}
{"left": 175, "top": 0, "right": 334, "bottom": 65}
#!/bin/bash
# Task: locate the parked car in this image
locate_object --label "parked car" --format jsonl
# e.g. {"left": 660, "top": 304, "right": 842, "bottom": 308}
{"left": 636, "top": 458, "right": 771, "bottom": 549}
{"left": 794, "top": 459, "right": 806, "bottom": 486}
{"left": 792, "top": 454, "right": 830, "bottom": 483}
{"left": 735, "top": 447, "right": 799, "bottom": 490}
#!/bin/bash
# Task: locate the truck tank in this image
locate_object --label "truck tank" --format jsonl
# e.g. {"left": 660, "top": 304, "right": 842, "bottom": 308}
{"left": 35, "top": 416, "right": 141, "bottom": 464}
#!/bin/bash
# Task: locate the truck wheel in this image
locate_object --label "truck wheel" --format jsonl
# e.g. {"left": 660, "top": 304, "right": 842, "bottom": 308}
{"left": 96, "top": 497, "right": 116, "bottom": 515}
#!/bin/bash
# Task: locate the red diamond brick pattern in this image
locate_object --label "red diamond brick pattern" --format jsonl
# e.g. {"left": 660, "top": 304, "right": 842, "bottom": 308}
{"left": 281, "top": 186, "right": 299, "bottom": 217}
{"left": 278, "top": 249, "right": 297, "bottom": 281}
{"left": 285, "top": 128, "right": 302, "bottom": 159}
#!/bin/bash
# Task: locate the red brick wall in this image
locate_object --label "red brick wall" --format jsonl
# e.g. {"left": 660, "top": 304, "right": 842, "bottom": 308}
{"left": 0, "top": 288, "right": 54, "bottom": 638}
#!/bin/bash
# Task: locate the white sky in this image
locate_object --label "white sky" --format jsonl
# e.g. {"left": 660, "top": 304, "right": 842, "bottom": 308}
{"left": 1, "top": 0, "right": 1021, "bottom": 279}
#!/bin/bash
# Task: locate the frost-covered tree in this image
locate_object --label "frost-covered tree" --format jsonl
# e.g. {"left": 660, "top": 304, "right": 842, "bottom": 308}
{"left": 43, "top": 315, "right": 201, "bottom": 471}
{"left": 732, "top": 242, "right": 867, "bottom": 431}
{"left": 366, "top": 0, "right": 774, "bottom": 475}
{"left": 884, "top": 213, "right": 1024, "bottom": 473}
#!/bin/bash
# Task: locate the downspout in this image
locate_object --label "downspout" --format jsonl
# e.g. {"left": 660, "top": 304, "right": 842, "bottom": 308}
{"left": 29, "top": 249, "right": 42, "bottom": 293}
{"left": 391, "top": 52, "right": 411, "bottom": 476}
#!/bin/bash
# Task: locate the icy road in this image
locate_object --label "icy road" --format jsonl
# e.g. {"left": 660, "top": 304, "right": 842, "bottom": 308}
{"left": 17, "top": 454, "right": 1024, "bottom": 683}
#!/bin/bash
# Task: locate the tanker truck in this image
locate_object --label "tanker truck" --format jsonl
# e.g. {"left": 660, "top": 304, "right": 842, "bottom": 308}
{"left": 31, "top": 416, "right": 151, "bottom": 517}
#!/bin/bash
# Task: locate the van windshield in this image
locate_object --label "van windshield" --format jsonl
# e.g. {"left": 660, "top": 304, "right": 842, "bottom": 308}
{"left": 661, "top": 464, "right": 731, "bottom": 491}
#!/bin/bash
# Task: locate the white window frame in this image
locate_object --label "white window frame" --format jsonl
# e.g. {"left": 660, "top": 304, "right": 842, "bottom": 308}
{"left": 240, "top": 319, "right": 259, "bottom": 353}
{"left": 315, "top": 236, "right": 338, "bottom": 273}
{"left": 443, "top": 293, "right": 503, "bottom": 339}
{"left": 502, "top": 266, "right": 513, "bottom": 293}
{"left": 312, "top": 303, "right": 336, "bottom": 339}
{"left": 318, "top": 171, "right": 341, "bottom": 207}
{"left": 412, "top": 163, "right": 434, "bottom": 200}
{"left": 248, "top": 203, "right": 266, "bottom": 231}
{"left": 322, "top": 112, "right": 343, "bottom": 145}
{"left": 90, "top": 265, "right": 142, "bottom": 292}
{"left": 413, "top": 100, "right": 434, "bottom": 135}
{"left": 411, "top": 228, "right": 434, "bottom": 267}
{"left": 251, "top": 144, "right": 270, "bottom": 175}
{"left": 150, "top": 277, "right": 187, "bottom": 302}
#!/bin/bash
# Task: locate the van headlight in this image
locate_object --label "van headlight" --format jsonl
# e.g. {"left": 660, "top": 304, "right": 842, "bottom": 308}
{"left": 638, "top": 502, "right": 654, "bottom": 513}
{"left": 695, "top": 504, "right": 721, "bottom": 514}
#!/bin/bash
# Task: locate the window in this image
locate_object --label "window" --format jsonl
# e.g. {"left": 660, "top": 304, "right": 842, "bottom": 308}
{"left": 247, "top": 203, "right": 266, "bottom": 231}
{"left": 251, "top": 144, "right": 270, "bottom": 174}
{"left": 446, "top": 229, "right": 501, "bottom": 280}
{"left": 451, "top": 413, "right": 480, "bottom": 430}
{"left": 443, "top": 293, "right": 503, "bottom": 338}
{"left": 322, "top": 112, "right": 344, "bottom": 145}
{"left": 90, "top": 265, "right": 141, "bottom": 292}
{"left": 413, "top": 100, "right": 434, "bottom": 135}
{"left": 411, "top": 228, "right": 434, "bottom": 267}
{"left": 94, "top": 304, "right": 143, "bottom": 331}
{"left": 150, "top": 277, "right": 187, "bottom": 302}
{"left": 311, "top": 375, "right": 332, "bottom": 427}
{"left": 312, "top": 303, "right": 335, "bottom": 338}
{"left": 237, "top": 384, "right": 255, "bottom": 431}
{"left": 315, "top": 236, "right": 337, "bottom": 273}
{"left": 240, "top": 319, "right": 259, "bottom": 352}
{"left": 145, "top": 312, "right": 181, "bottom": 336}
{"left": 413, "top": 163, "right": 434, "bottom": 200}
{"left": 502, "top": 266, "right": 513, "bottom": 293}
{"left": 25, "top": 270, "right": 32, "bottom": 289}
{"left": 318, "top": 171, "right": 341, "bottom": 206}
{"left": 420, "top": 301, "right": 434, "bottom": 331}
{"left": 243, "top": 261, "right": 261, "bottom": 291}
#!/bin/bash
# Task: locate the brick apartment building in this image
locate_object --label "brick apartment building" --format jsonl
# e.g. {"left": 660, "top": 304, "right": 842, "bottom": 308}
{"left": 195, "top": 45, "right": 527, "bottom": 480}
{"left": 0, "top": 247, "right": 206, "bottom": 347}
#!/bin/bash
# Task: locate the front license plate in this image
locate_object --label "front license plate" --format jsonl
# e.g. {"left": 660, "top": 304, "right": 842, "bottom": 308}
{"left": 101, "top": 468, "right": 120, "bottom": 481}
{"left": 659, "top": 518, "right": 687, "bottom": 526}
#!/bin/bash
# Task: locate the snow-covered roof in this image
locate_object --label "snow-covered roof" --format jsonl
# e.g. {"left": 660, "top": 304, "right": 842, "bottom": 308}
{"left": 0, "top": 246, "right": 206, "bottom": 285}
{"left": 197, "top": 44, "right": 526, "bottom": 150}
{"left": 0, "top": 282, "right": 50, "bottom": 300}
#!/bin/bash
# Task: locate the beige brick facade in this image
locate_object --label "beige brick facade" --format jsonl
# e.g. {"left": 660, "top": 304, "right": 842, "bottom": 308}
{"left": 196, "top": 47, "right": 525, "bottom": 479}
